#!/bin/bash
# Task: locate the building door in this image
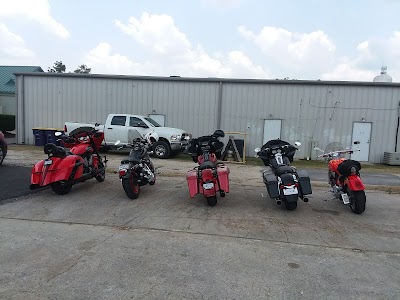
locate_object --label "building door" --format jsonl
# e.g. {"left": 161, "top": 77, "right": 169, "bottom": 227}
{"left": 351, "top": 122, "right": 372, "bottom": 161}
{"left": 263, "top": 119, "right": 282, "bottom": 145}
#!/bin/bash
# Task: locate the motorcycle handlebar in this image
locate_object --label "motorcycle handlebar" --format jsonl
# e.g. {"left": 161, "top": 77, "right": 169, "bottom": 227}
{"left": 317, "top": 149, "right": 359, "bottom": 158}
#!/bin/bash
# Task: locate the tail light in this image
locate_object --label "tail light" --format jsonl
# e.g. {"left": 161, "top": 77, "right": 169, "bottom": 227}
{"left": 119, "top": 169, "right": 127, "bottom": 176}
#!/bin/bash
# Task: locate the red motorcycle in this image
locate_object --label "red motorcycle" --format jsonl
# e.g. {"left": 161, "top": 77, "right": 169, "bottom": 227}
{"left": 315, "top": 142, "right": 366, "bottom": 214}
{"left": 30, "top": 126, "right": 107, "bottom": 195}
{"left": 186, "top": 130, "right": 229, "bottom": 206}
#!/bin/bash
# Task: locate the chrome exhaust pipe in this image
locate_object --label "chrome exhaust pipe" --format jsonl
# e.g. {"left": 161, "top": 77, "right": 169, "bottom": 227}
{"left": 276, "top": 199, "right": 282, "bottom": 206}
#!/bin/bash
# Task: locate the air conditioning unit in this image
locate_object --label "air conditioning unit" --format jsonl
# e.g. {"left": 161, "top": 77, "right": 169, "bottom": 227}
{"left": 383, "top": 152, "right": 400, "bottom": 166}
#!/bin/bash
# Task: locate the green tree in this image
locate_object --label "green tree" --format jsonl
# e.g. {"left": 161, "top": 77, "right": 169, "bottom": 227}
{"left": 47, "top": 61, "right": 66, "bottom": 73}
{"left": 74, "top": 64, "right": 91, "bottom": 74}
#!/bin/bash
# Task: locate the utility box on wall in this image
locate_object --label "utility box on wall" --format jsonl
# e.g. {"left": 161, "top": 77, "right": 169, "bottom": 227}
{"left": 383, "top": 152, "right": 400, "bottom": 165}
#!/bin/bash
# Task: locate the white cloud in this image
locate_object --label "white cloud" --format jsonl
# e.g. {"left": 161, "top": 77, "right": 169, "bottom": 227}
{"left": 0, "top": 0, "right": 70, "bottom": 39}
{"left": 109, "top": 13, "right": 269, "bottom": 78}
{"left": 0, "top": 23, "right": 34, "bottom": 63}
{"left": 238, "top": 25, "right": 336, "bottom": 78}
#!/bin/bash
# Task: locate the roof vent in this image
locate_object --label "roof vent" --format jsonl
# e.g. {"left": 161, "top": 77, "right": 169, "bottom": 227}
{"left": 373, "top": 66, "right": 392, "bottom": 82}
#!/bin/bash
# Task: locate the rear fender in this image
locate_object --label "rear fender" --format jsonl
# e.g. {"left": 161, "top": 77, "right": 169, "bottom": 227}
{"left": 279, "top": 173, "right": 298, "bottom": 202}
{"left": 31, "top": 156, "right": 84, "bottom": 187}
{"left": 200, "top": 168, "right": 216, "bottom": 197}
{"left": 346, "top": 175, "right": 365, "bottom": 191}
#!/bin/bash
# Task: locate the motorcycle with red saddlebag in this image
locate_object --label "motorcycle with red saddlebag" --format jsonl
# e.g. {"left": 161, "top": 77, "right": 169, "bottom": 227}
{"left": 30, "top": 126, "right": 107, "bottom": 195}
{"left": 186, "top": 130, "right": 229, "bottom": 206}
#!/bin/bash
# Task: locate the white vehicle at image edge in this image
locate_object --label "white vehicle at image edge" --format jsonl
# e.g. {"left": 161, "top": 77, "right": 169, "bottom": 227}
{"left": 64, "top": 114, "right": 191, "bottom": 159}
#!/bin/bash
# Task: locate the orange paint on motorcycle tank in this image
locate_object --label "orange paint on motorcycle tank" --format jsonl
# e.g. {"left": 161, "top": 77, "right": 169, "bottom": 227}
{"left": 328, "top": 158, "right": 346, "bottom": 174}
{"left": 347, "top": 175, "right": 365, "bottom": 191}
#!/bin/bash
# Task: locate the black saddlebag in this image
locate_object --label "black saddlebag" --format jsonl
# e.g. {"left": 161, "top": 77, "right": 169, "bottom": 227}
{"left": 263, "top": 172, "right": 279, "bottom": 198}
{"left": 297, "top": 169, "right": 312, "bottom": 195}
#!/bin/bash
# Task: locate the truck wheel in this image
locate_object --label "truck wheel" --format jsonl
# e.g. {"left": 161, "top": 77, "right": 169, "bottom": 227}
{"left": 153, "top": 141, "right": 170, "bottom": 159}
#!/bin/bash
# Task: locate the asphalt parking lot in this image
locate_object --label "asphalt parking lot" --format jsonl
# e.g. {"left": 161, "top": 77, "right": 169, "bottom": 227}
{"left": 1, "top": 165, "right": 400, "bottom": 299}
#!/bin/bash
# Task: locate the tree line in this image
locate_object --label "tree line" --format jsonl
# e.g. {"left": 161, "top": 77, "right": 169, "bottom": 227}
{"left": 48, "top": 61, "right": 91, "bottom": 74}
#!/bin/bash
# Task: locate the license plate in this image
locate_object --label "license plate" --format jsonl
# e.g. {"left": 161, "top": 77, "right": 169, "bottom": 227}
{"left": 44, "top": 159, "right": 53, "bottom": 165}
{"left": 118, "top": 164, "right": 130, "bottom": 170}
{"left": 283, "top": 187, "right": 298, "bottom": 195}
{"left": 203, "top": 182, "right": 214, "bottom": 190}
{"left": 341, "top": 193, "right": 350, "bottom": 204}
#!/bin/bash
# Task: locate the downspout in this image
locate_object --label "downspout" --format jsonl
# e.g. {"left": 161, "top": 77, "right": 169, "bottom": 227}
{"left": 395, "top": 100, "right": 400, "bottom": 152}
{"left": 216, "top": 81, "right": 223, "bottom": 129}
{"left": 16, "top": 75, "right": 25, "bottom": 144}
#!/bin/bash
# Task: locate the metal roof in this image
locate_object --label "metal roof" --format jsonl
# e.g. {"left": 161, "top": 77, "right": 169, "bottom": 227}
{"left": 0, "top": 66, "right": 43, "bottom": 94}
{"left": 13, "top": 71, "right": 400, "bottom": 87}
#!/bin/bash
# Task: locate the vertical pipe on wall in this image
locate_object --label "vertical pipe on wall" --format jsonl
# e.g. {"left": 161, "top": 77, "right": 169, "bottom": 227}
{"left": 16, "top": 75, "right": 25, "bottom": 144}
{"left": 217, "top": 81, "right": 223, "bottom": 129}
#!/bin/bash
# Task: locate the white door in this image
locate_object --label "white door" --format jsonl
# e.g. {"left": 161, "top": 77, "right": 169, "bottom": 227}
{"left": 148, "top": 114, "right": 165, "bottom": 127}
{"left": 263, "top": 119, "right": 282, "bottom": 145}
{"left": 351, "top": 122, "right": 372, "bottom": 161}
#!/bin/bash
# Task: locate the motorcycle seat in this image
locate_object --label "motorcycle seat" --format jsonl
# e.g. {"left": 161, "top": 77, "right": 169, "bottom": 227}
{"left": 121, "top": 157, "right": 141, "bottom": 164}
{"left": 274, "top": 165, "right": 294, "bottom": 176}
{"left": 198, "top": 160, "right": 216, "bottom": 170}
{"left": 44, "top": 143, "right": 67, "bottom": 158}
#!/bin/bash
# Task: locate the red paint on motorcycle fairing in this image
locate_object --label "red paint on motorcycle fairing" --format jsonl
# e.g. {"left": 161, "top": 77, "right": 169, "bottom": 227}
{"left": 31, "top": 156, "right": 85, "bottom": 187}
{"left": 217, "top": 165, "right": 230, "bottom": 193}
{"left": 328, "top": 158, "right": 346, "bottom": 174}
{"left": 347, "top": 175, "right": 365, "bottom": 191}
{"left": 197, "top": 153, "right": 217, "bottom": 165}
{"left": 186, "top": 170, "right": 199, "bottom": 198}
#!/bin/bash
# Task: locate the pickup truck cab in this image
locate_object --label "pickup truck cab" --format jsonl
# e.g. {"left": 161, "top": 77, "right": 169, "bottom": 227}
{"left": 65, "top": 114, "right": 191, "bottom": 159}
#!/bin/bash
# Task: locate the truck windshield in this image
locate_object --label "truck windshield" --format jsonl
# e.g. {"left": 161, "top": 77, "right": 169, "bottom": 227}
{"left": 145, "top": 117, "right": 161, "bottom": 127}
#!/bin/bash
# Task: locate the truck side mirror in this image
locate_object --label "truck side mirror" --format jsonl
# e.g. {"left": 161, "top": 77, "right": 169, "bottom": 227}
{"left": 137, "top": 122, "right": 148, "bottom": 128}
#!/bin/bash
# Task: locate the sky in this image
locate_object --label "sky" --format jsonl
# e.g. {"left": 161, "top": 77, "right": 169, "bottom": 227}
{"left": 1, "top": 0, "right": 400, "bottom": 81}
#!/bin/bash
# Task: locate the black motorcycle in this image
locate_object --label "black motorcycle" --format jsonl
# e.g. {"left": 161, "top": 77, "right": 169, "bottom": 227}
{"left": 255, "top": 139, "right": 312, "bottom": 211}
{"left": 117, "top": 134, "right": 157, "bottom": 199}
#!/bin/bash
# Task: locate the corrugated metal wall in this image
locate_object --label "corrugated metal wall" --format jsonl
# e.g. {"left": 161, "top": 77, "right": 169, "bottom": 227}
{"left": 16, "top": 74, "right": 400, "bottom": 163}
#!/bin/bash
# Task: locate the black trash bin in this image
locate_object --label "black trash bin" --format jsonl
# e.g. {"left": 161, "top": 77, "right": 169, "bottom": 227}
{"left": 32, "top": 128, "right": 46, "bottom": 146}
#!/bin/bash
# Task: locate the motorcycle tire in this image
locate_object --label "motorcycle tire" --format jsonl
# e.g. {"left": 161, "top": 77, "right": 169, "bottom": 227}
{"left": 284, "top": 201, "right": 297, "bottom": 211}
{"left": 51, "top": 182, "right": 72, "bottom": 195}
{"left": 348, "top": 190, "right": 366, "bottom": 214}
{"left": 122, "top": 177, "right": 140, "bottom": 199}
{"left": 95, "top": 161, "right": 106, "bottom": 182}
{"left": 207, "top": 196, "right": 217, "bottom": 207}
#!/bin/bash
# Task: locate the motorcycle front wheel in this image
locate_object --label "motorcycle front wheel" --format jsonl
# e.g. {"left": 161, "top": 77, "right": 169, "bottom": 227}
{"left": 122, "top": 176, "right": 140, "bottom": 199}
{"left": 95, "top": 161, "right": 106, "bottom": 182}
{"left": 348, "top": 190, "right": 366, "bottom": 214}
{"left": 51, "top": 182, "right": 72, "bottom": 195}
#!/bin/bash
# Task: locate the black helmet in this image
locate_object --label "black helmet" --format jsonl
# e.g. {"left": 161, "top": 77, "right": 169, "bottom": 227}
{"left": 213, "top": 129, "right": 225, "bottom": 138}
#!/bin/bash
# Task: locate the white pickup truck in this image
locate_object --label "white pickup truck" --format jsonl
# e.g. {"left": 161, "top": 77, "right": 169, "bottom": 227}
{"left": 64, "top": 114, "right": 191, "bottom": 159}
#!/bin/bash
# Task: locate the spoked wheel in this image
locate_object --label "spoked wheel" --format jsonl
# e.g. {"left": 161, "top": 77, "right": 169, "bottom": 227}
{"left": 348, "top": 190, "right": 366, "bottom": 214}
{"left": 207, "top": 196, "right": 217, "bottom": 207}
{"left": 284, "top": 201, "right": 298, "bottom": 211}
{"left": 122, "top": 176, "right": 140, "bottom": 199}
{"left": 95, "top": 161, "right": 106, "bottom": 182}
{"left": 51, "top": 182, "right": 72, "bottom": 195}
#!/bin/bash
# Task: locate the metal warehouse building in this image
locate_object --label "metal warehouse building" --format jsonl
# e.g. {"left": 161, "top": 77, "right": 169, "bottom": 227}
{"left": 14, "top": 72, "right": 400, "bottom": 163}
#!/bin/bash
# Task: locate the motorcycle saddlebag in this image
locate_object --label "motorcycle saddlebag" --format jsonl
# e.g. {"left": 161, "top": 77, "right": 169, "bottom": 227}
{"left": 217, "top": 164, "right": 230, "bottom": 193}
{"left": 297, "top": 169, "right": 312, "bottom": 195}
{"left": 262, "top": 172, "right": 279, "bottom": 198}
{"left": 186, "top": 169, "right": 199, "bottom": 198}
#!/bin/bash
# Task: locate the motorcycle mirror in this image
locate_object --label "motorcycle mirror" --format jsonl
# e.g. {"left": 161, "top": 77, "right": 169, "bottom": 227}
{"left": 353, "top": 141, "right": 360, "bottom": 145}
{"left": 115, "top": 140, "right": 121, "bottom": 146}
{"left": 254, "top": 147, "right": 261, "bottom": 154}
{"left": 55, "top": 132, "right": 63, "bottom": 137}
{"left": 294, "top": 142, "right": 301, "bottom": 147}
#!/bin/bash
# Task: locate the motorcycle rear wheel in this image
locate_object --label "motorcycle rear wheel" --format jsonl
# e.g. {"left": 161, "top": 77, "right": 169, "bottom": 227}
{"left": 284, "top": 201, "right": 297, "bottom": 211}
{"left": 348, "top": 190, "right": 366, "bottom": 214}
{"left": 207, "top": 196, "right": 217, "bottom": 207}
{"left": 51, "top": 182, "right": 72, "bottom": 195}
{"left": 122, "top": 176, "right": 140, "bottom": 199}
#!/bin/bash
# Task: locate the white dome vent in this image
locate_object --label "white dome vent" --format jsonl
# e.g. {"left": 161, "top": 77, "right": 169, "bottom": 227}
{"left": 373, "top": 66, "right": 392, "bottom": 82}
